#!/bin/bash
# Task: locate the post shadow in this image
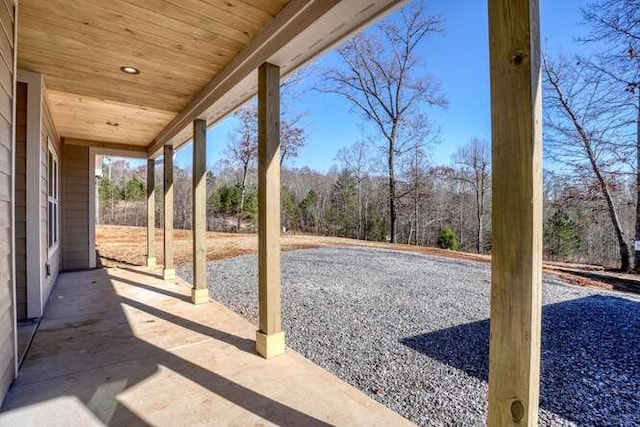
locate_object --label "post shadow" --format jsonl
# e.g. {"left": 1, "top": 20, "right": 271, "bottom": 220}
{"left": 401, "top": 295, "right": 640, "bottom": 424}
{"left": 117, "top": 265, "right": 165, "bottom": 281}
{"left": 110, "top": 274, "right": 192, "bottom": 303}
{"left": 117, "top": 294, "right": 255, "bottom": 355}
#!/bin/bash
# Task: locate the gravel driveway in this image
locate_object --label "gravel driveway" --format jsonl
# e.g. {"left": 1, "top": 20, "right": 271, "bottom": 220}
{"left": 177, "top": 246, "right": 640, "bottom": 426}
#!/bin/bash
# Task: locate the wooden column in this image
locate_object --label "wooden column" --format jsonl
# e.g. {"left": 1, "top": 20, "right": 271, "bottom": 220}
{"left": 146, "top": 158, "right": 156, "bottom": 267}
{"left": 487, "top": 0, "right": 542, "bottom": 425}
{"left": 256, "top": 62, "right": 284, "bottom": 359}
{"left": 163, "top": 145, "right": 175, "bottom": 280}
{"left": 191, "top": 119, "right": 208, "bottom": 304}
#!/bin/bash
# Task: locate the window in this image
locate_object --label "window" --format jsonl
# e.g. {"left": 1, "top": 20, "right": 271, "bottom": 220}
{"left": 47, "top": 142, "right": 59, "bottom": 250}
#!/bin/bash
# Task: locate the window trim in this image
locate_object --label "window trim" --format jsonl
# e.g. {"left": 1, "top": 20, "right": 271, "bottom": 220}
{"left": 47, "top": 138, "right": 59, "bottom": 257}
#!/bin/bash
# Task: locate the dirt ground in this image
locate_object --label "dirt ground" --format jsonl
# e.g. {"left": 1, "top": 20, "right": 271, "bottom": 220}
{"left": 96, "top": 225, "right": 640, "bottom": 295}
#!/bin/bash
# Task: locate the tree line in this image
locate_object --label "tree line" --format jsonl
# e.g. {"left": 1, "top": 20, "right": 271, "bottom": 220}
{"left": 98, "top": 135, "right": 636, "bottom": 268}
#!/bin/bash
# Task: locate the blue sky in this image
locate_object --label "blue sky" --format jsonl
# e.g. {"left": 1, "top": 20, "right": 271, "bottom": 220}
{"left": 168, "top": 0, "right": 590, "bottom": 173}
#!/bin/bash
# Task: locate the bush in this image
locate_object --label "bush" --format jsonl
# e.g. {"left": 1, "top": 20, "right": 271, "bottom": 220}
{"left": 437, "top": 226, "right": 459, "bottom": 250}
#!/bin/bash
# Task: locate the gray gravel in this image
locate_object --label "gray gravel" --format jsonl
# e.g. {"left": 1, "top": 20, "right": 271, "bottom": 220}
{"left": 177, "top": 246, "right": 640, "bottom": 426}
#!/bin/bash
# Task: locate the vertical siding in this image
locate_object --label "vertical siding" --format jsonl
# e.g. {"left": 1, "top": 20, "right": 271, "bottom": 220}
{"left": 62, "top": 144, "right": 90, "bottom": 270}
{"left": 41, "top": 97, "right": 60, "bottom": 300}
{"left": 14, "top": 82, "right": 24, "bottom": 320}
{"left": 0, "top": 0, "right": 15, "bottom": 404}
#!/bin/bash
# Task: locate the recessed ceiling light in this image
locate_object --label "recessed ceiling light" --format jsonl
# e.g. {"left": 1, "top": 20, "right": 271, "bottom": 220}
{"left": 106, "top": 121, "right": 119, "bottom": 127}
{"left": 120, "top": 66, "right": 140, "bottom": 75}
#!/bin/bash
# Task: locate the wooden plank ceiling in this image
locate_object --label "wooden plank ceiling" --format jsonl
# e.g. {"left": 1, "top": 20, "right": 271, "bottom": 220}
{"left": 17, "top": 0, "right": 289, "bottom": 147}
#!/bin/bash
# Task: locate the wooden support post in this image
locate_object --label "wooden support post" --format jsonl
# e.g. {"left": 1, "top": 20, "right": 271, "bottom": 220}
{"left": 256, "top": 62, "right": 284, "bottom": 359}
{"left": 191, "top": 119, "right": 208, "bottom": 304}
{"left": 146, "top": 158, "right": 156, "bottom": 267}
{"left": 163, "top": 145, "right": 175, "bottom": 280}
{"left": 487, "top": 0, "right": 542, "bottom": 425}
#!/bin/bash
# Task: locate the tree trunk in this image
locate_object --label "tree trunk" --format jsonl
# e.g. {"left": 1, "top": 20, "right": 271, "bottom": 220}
{"left": 554, "top": 75, "right": 632, "bottom": 271}
{"left": 357, "top": 178, "right": 362, "bottom": 240}
{"left": 237, "top": 162, "right": 249, "bottom": 232}
{"left": 602, "top": 180, "right": 631, "bottom": 271}
{"left": 634, "top": 90, "right": 640, "bottom": 272}
{"left": 364, "top": 195, "right": 369, "bottom": 241}
{"left": 413, "top": 145, "right": 419, "bottom": 246}
{"left": 414, "top": 182, "right": 419, "bottom": 245}
{"left": 388, "top": 131, "right": 397, "bottom": 243}
{"left": 123, "top": 198, "right": 129, "bottom": 226}
{"left": 586, "top": 144, "right": 631, "bottom": 271}
{"left": 476, "top": 184, "right": 486, "bottom": 254}
{"left": 458, "top": 190, "right": 463, "bottom": 247}
{"left": 475, "top": 190, "right": 481, "bottom": 253}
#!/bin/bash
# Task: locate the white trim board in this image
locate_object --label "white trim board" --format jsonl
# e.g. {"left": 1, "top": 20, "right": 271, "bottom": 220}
{"left": 88, "top": 148, "right": 97, "bottom": 269}
{"left": 11, "top": 0, "right": 19, "bottom": 377}
{"left": 46, "top": 136, "right": 60, "bottom": 259}
{"left": 17, "top": 69, "right": 44, "bottom": 319}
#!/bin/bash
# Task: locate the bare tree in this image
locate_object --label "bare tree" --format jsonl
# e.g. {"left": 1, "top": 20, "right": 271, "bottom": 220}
{"left": 543, "top": 53, "right": 633, "bottom": 270}
{"left": 226, "top": 73, "right": 308, "bottom": 230}
{"left": 319, "top": 3, "right": 447, "bottom": 243}
{"left": 581, "top": 0, "right": 640, "bottom": 270}
{"left": 279, "top": 67, "right": 310, "bottom": 166}
{"left": 336, "top": 141, "right": 372, "bottom": 239}
{"left": 279, "top": 120, "right": 306, "bottom": 165}
{"left": 226, "top": 105, "right": 258, "bottom": 230}
{"left": 454, "top": 138, "right": 491, "bottom": 253}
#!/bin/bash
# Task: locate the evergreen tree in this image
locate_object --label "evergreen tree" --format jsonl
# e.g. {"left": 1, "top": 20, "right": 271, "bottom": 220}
{"left": 211, "top": 185, "right": 242, "bottom": 215}
{"left": 298, "top": 190, "right": 318, "bottom": 232}
{"left": 281, "top": 186, "right": 299, "bottom": 232}
{"left": 437, "top": 226, "right": 458, "bottom": 250}
{"left": 544, "top": 210, "right": 581, "bottom": 260}
{"left": 328, "top": 170, "right": 358, "bottom": 237}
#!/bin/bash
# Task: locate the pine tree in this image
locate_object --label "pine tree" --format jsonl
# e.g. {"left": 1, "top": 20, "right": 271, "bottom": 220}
{"left": 437, "top": 226, "right": 458, "bottom": 250}
{"left": 544, "top": 210, "right": 581, "bottom": 261}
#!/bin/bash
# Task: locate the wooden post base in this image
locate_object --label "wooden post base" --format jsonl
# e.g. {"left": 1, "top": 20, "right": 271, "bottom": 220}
{"left": 162, "top": 268, "right": 176, "bottom": 280}
{"left": 146, "top": 257, "right": 156, "bottom": 267}
{"left": 255, "top": 330, "right": 285, "bottom": 359}
{"left": 191, "top": 288, "right": 209, "bottom": 305}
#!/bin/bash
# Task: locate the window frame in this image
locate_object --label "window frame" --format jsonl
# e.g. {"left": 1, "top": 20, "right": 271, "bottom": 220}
{"left": 47, "top": 138, "right": 59, "bottom": 255}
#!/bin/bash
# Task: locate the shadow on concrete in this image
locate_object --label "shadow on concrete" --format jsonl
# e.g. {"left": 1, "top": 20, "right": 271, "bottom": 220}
{"left": 401, "top": 295, "right": 640, "bottom": 424}
{"left": 117, "top": 294, "right": 254, "bottom": 355}
{"left": 1, "top": 268, "right": 331, "bottom": 426}
{"left": 113, "top": 275, "right": 192, "bottom": 303}
{"left": 117, "top": 265, "right": 165, "bottom": 281}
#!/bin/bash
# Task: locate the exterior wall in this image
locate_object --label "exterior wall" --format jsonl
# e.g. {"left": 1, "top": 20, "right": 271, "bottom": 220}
{"left": 41, "top": 96, "right": 61, "bottom": 300}
{"left": 0, "top": 0, "right": 16, "bottom": 404}
{"left": 14, "top": 82, "right": 24, "bottom": 320}
{"left": 62, "top": 144, "right": 90, "bottom": 270}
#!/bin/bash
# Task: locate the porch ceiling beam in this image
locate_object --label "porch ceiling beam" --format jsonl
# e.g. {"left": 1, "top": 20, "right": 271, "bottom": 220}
{"left": 147, "top": 0, "right": 338, "bottom": 158}
{"left": 63, "top": 137, "right": 147, "bottom": 157}
{"left": 147, "top": 0, "right": 404, "bottom": 158}
{"left": 487, "top": 0, "right": 543, "bottom": 425}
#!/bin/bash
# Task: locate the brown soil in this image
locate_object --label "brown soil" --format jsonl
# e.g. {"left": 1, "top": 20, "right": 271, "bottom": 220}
{"left": 96, "top": 225, "right": 640, "bottom": 295}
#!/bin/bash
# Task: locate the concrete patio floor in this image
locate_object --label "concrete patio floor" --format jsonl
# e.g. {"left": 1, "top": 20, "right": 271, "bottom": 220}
{"left": 0, "top": 266, "right": 413, "bottom": 426}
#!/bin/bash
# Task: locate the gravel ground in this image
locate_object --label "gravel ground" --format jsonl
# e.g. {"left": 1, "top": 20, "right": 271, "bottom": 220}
{"left": 177, "top": 247, "right": 640, "bottom": 426}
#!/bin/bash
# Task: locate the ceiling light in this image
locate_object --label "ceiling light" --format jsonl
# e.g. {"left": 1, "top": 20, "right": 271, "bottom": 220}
{"left": 106, "top": 121, "right": 119, "bottom": 127}
{"left": 120, "top": 66, "right": 140, "bottom": 75}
